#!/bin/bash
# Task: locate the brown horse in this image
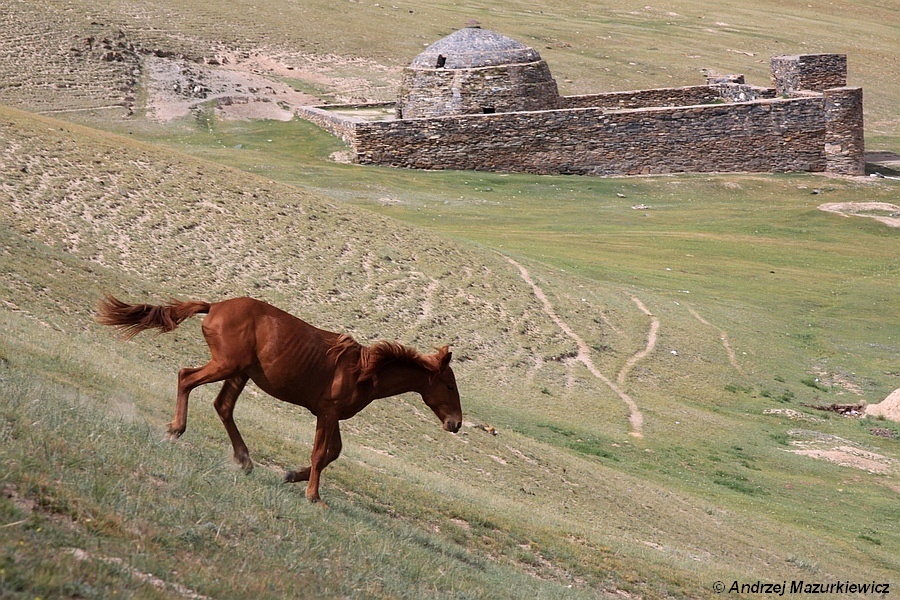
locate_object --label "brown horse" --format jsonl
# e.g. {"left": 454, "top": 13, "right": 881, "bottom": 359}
{"left": 97, "top": 295, "right": 462, "bottom": 503}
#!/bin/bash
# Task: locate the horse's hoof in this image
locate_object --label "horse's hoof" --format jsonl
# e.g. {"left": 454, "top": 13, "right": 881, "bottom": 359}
{"left": 283, "top": 468, "right": 310, "bottom": 483}
{"left": 166, "top": 423, "right": 185, "bottom": 439}
{"left": 307, "top": 494, "right": 327, "bottom": 507}
{"left": 235, "top": 452, "right": 253, "bottom": 474}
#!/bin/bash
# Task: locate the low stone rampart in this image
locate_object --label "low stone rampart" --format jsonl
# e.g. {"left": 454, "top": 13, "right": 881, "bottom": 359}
{"left": 352, "top": 95, "right": 829, "bottom": 176}
{"left": 295, "top": 104, "right": 359, "bottom": 144}
{"left": 562, "top": 84, "right": 778, "bottom": 110}
{"left": 561, "top": 86, "right": 723, "bottom": 110}
{"left": 297, "top": 53, "right": 864, "bottom": 177}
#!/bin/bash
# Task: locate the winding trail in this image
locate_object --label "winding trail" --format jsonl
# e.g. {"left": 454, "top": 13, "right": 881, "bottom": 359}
{"left": 818, "top": 202, "right": 900, "bottom": 228}
{"left": 617, "top": 297, "right": 659, "bottom": 386}
{"left": 417, "top": 278, "right": 440, "bottom": 322}
{"left": 505, "top": 257, "right": 644, "bottom": 438}
{"left": 685, "top": 305, "right": 745, "bottom": 375}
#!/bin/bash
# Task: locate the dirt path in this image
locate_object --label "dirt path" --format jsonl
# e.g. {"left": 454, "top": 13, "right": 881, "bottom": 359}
{"left": 818, "top": 202, "right": 900, "bottom": 228}
{"left": 685, "top": 305, "right": 745, "bottom": 375}
{"left": 68, "top": 548, "right": 211, "bottom": 600}
{"left": 617, "top": 297, "right": 659, "bottom": 385}
{"left": 505, "top": 257, "right": 644, "bottom": 438}
{"left": 418, "top": 278, "right": 440, "bottom": 322}
{"left": 144, "top": 54, "right": 320, "bottom": 122}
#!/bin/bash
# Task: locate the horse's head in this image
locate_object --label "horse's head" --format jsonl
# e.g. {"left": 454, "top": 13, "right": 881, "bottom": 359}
{"left": 422, "top": 346, "right": 463, "bottom": 433}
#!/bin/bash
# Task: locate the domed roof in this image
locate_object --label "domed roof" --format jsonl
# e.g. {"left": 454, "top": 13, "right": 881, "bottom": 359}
{"left": 409, "top": 27, "right": 543, "bottom": 70}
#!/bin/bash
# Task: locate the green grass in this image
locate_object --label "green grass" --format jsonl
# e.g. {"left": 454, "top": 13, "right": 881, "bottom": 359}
{"left": 0, "top": 353, "right": 593, "bottom": 599}
{"left": 2, "top": 100, "right": 899, "bottom": 598}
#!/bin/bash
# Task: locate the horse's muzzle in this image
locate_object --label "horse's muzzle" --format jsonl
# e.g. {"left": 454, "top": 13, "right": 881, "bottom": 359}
{"left": 443, "top": 419, "right": 462, "bottom": 433}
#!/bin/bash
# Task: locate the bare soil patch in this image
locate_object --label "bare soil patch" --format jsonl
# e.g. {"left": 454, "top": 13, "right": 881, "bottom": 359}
{"left": 865, "top": 388, "right": 900, "bottom": 422}
{"left": 142, "top": 44, "right": 401, "bottom": 122}
{"left": 817, "top": 202, "right": 900, "bottom": 227}
{"left": 0, "top": 2, "right": 395, "bottom": 124}
{"left": 145, "top": 53, "right": 326, "bottom": 122}
{"left": 787, "top": 431, "right": 894, "bottom": 474}
{"left": 762, "top": 408, "right": 823, "bottom": 422}
{"left": 791, "top": 447, "right": 893, "bottom": 474}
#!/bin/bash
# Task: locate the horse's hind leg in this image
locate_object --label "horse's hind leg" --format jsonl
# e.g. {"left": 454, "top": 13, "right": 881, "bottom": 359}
{"left": 169, "top": 361, "right": 240, "bottom": 438}
{"left": 213, "top": 374, "right": 252, "bottom": 472}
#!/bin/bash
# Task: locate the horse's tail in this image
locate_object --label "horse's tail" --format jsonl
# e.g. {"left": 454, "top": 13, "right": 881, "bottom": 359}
{"left": 97, "top": 294, "right": 211, "bottom": 340}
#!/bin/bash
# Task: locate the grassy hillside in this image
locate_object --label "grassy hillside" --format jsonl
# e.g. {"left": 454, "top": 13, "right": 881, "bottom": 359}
{"left": 3, "top": 105, "right": 899, "bottom": 598}
{"left": 1, "top": 1, "right": 899, "bottom": 598}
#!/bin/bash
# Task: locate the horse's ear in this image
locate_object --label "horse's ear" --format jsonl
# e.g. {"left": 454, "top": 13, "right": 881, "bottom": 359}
{"left": 437, "top": 345, "right": 452, "bottom": 372}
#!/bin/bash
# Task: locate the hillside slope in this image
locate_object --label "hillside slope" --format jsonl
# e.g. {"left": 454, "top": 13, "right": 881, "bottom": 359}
{"left": 2, "top": 101, "right": 898, "bottom": 598}
{"left": 1, "top": 0, "right": 899, "bottom": 597}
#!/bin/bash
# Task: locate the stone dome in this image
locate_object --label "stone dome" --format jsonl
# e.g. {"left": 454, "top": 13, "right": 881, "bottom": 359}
{"left": 397, "top": 27, "right": 560, "bottom": 120}
{"left": 409, "top": 27, "right": 543, "bottom": 70}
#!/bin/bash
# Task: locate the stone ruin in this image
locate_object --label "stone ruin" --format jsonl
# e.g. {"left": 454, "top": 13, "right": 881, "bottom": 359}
{"left": 298, "top": 27, "right": 864, "bottom": 177}
{"left": 396, "top": 27, "right": 561, "bottom": 119}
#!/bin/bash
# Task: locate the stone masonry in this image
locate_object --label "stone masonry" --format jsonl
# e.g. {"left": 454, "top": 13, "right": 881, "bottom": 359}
{"left": 771, "top": 54, "right": 848, "bottom": 95}
{"left": 297, "top": 30, "right": 865, "bottom": 177}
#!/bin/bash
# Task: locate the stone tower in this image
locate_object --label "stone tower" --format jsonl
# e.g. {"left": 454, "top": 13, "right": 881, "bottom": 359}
{"left": 396, "top": 26, "right": 561, "bottom": 119}
{"left": 771, "top": 54, "right": 864, "bottom": 175}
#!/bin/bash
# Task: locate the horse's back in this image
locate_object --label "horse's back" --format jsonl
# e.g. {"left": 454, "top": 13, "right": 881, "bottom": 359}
{"left": 206, "top": 297, "right": 311, "bottom": 330}
{"left": 208, "top": 296, "right": 333, "bottom": 343}
{"left": 204, "top": 297, "right": 340, "bottom": 403}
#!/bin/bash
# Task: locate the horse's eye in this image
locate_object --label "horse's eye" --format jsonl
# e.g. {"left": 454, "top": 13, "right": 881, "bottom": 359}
{"left": 447, "top": 384, "right": 455, "bottom": 392}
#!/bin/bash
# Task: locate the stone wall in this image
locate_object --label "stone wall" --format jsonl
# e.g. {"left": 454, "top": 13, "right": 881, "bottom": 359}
{"left": 710, "top": 83, "right": 777, "bottom": 103}
{"left": 295, "top": 104, "right": 359, "bottom": 144}
{"left": 298, "top": 53, "right": 863, "bottom": 178}
{"left": 771, "top": 54, "right": 847, "bottom": 95}
{"left": 824, "top": 87, "right": 865, "bottom": 175}
{"left": 397, "top": 61, "right": 560, "bottom": 119}
{"left": 561, "top": 84, "right": 778, "bottom": 110}
{"left": 352, "top": 96, "right": 828, "bottom": 176}
{"left": 561, "top": 86, "right": 723, "bottom": 110}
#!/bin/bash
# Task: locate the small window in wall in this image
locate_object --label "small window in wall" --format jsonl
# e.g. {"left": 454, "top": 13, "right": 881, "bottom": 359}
{"left": 482, "top": 106, "right": 496, "bottom": 114}
{"left": 436, "top": 54, "right": 446, "bottom": 68}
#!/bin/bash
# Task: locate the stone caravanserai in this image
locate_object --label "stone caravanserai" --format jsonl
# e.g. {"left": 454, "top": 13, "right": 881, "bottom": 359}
{"left": 298, "top": 26, "right": 864, "bottom": 177}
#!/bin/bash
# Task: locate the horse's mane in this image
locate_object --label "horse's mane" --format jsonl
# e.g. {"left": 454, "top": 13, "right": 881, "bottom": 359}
{"left": 359, "top": 341, "right": 434, "bottom": 383}
{"left": 327, "top": 334, "right": 363, "bottom": 367}
{"left": 327, "top": 335, "right": 438, "bottom": 385}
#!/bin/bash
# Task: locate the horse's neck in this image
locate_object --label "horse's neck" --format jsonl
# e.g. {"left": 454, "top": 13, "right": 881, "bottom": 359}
{"left": 370, "top": 363, "right": 429, "bottom": 400}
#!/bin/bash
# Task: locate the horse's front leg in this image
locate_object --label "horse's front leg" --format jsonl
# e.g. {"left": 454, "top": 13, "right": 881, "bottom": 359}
{"left": 284, "top": 416, "right": 341, "bottom": 503}
{"left": 283, "top": 423, "right": 343, "bottom": 484}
